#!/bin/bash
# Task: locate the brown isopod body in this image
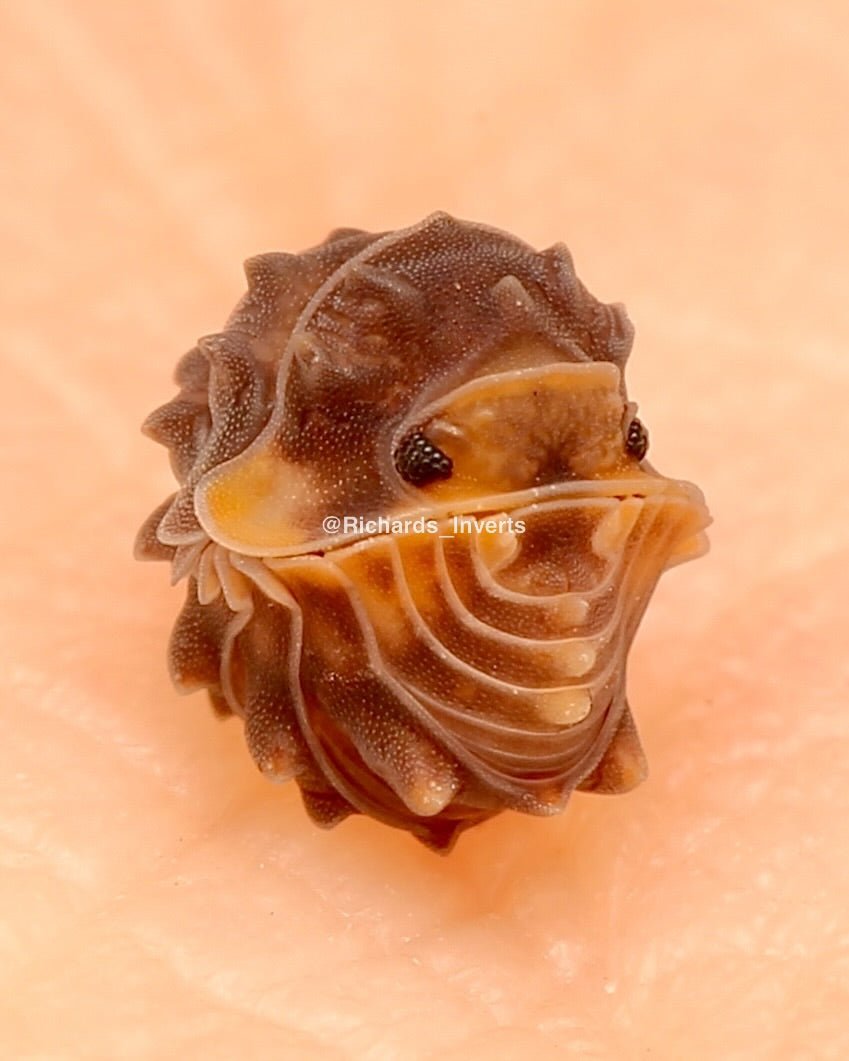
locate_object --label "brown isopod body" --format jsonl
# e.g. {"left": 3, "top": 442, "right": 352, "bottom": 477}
{"left": 135, "top": 213, "right": 710, "bottom": 852}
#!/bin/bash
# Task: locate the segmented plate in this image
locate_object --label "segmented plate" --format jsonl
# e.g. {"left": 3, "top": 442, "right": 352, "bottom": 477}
{"left": 136, "top": 214, "right": 710, "bottom": 851}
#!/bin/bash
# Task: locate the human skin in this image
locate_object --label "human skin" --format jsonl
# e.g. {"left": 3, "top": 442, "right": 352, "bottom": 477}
{"left": 1, "top": 2, "right": 847, "bottom": 1058}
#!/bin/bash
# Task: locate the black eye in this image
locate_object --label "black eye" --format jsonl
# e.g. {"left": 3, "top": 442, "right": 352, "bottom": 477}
{"left": 626, "top": 417, "right": 649, "bottom": 461}
{"left": 394, "top": 429, "right": 453, "bottom": 486}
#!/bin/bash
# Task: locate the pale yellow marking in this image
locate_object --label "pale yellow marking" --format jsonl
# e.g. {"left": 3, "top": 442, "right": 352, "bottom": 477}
{"left": 403, "top": 774, "right": 460, "bottom": 817}
{"left": 475, "top": 520, "right": 519, "bottom": 572}
{"left": 591, "top": 498, "right": 644, "bottom": 561}
{"left": 561, "top": 641, "right": 597, "bottom": 678}
{"left": 537, "top": 687, "right": 592, "bottom": 726}
{"left": 558, "top": 596, "right": 590, "bottom": 626}
{"left": 198, "top": 451, "right": 313, "bottom": 550}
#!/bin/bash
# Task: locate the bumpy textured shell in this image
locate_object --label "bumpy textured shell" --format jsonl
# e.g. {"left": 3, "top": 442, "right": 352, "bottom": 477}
{"left": 135, "top": 213, "right": 710, "bottom": 852}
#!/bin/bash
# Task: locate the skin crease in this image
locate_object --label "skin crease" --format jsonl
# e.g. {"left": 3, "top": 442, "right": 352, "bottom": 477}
{"left": 1, "top": 0, "right": 848, "bottom": 1057}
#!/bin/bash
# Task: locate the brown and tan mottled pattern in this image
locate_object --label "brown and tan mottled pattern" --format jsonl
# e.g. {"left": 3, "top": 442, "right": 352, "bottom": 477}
{"left": 136, "top": 214, "right": 709, "bottom": 849}
{"left": 5, "top": 2, "right": 849, "bottom": 1055}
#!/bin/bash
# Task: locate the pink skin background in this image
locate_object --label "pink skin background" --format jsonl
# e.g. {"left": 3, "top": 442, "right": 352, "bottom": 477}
{"left": 2, "top": 2, "right": 847, "bottom": 1058}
